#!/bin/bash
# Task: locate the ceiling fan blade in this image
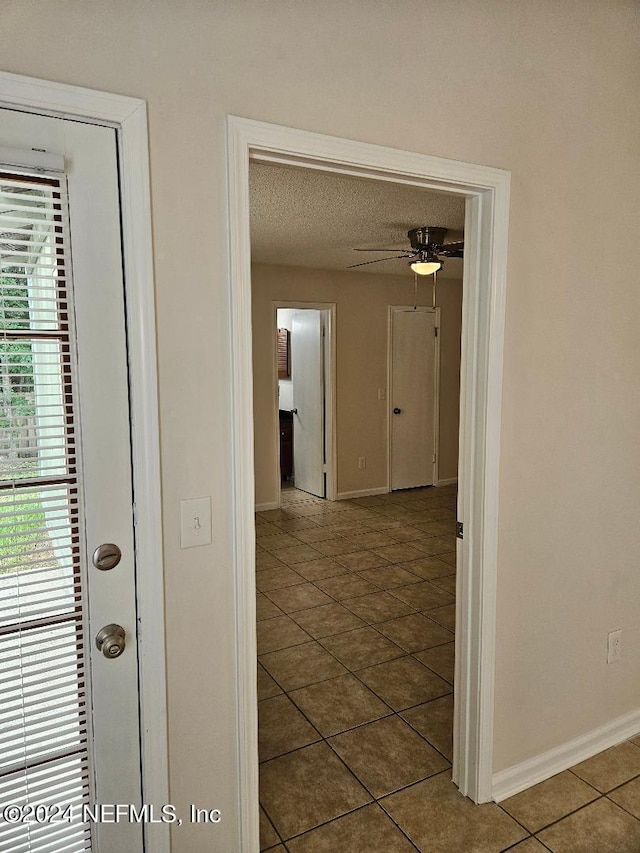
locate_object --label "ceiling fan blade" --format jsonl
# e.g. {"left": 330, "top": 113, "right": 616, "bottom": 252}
{"left": 352, "top": 248, "right": 416, "bottom": 253}
{"left": 437, "top": 241, "right": 464, "bottom": 257}
{"left": 347, "top": 254, "right": 414, "bottom": 269}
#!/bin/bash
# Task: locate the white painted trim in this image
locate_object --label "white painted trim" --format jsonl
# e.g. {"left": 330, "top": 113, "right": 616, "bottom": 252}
{"left": 492, "top": 708, "right": 640, "bottom": 802}
{"left": 335, "top": 486, "right": 390, "bottom": 500}
{"left": 0, "top": 144, "right": 64, "bottom": 172}
{"left": 433, "top": 307, "right": 442, "bottom": 486}
{"left": 453, "top": 175, "right": 510, "bottom": 803}
{"left": 0, "top": 71, "right": 169, "bottom": 852}
{"left": 271, "top": 301, "right": 337, "bottom": 506}
{"left": 255, "top": 501, "right": 279, "bottom": 512}
{"left": 323, "top": 307, "right": 337, "bottom": 502}
{"left": 227, "top": 116, "right": 260, "bottom": 853}
{"left": 387, "top": 305, "right": 440, "bottom": 491}
{"left": 436, "top": 477, "right": 459, "bottom": 487}
{"left": 227, "top": 115, "right": 510, "bottom": 846}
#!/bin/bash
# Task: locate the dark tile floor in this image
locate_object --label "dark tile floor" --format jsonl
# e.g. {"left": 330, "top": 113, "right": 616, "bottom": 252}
{"left": 256, "top": 486, "right": 640, "bottom": 852}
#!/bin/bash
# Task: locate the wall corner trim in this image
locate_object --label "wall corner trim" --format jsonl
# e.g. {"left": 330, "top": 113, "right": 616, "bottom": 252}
{"left": 436, "top": 477, "right": 458, "bottom": 487}
{"left": 492, "top": 708, "right": 640, "bottom": 802}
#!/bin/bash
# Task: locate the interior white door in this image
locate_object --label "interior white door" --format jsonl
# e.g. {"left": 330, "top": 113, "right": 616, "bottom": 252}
{"left": 390, "top": 308, "right": 437, "bottom": 490}
{"left": 291, "top": 310, "right": 325, "bottom": 498}
{"left": 0, "top": 110, "right": 143, "bottom": 852}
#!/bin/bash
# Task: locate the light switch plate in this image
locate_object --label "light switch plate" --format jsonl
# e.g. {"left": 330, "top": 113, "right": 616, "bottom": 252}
{"left": 180, "top": 497, "right": 212, "bottom": 548}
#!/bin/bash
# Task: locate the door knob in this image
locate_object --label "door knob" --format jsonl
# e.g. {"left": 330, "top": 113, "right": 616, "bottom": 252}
{"left": 393, "top": 407, "right": 402, "bottom": 415}
{"left": 95, "top": 624, "right": 126, "bottom": 659}
{"left": 92, "top": 543, "right": 122, "bottom": 571}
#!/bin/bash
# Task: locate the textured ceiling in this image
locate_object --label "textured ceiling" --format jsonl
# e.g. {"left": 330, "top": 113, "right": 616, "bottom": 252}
{"left": 249, "top": 161, "right": 466, "bottom": 278}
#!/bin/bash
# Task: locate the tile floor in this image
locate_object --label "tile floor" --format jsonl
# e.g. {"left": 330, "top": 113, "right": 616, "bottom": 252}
{"left": 256, "top": 486, "right": 640, "bottom": 852}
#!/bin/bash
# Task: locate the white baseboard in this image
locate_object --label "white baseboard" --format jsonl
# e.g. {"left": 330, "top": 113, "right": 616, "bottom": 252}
{"left": 255, "top": 500, "right": 279, "bottom": 512}
{"left": 492, "top": 707, "right": 640, "bottom": 802}
{"left": 336, "top": 486, "right": 389, "bottom": 501}
{"left": 436, "top": 477, "right": 458, "bottom": 487}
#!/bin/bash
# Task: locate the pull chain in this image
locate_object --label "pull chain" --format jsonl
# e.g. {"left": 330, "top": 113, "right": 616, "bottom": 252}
{"left": 413, "top": 270, "right": 418, "bottom": 310}
{"left": 432, "top": 269, "right": 437, "bottom": 309}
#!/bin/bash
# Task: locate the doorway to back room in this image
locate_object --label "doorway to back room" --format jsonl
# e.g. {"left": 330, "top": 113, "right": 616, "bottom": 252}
{"left": 230, "top": 115, "right": 510, "bottom": 850}
{"left": 249, "top": 157, "right": 468, "bottom": 848}
{"left": 276, "top": 306, "right": 332, "bottom": 502}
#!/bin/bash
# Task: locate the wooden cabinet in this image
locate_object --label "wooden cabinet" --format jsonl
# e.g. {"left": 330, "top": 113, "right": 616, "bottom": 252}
{"left": 279, "top": 410, "right": 293, "bottom": 481}
{"left": 277, "top": 328, "right": 290, "bottom": 378}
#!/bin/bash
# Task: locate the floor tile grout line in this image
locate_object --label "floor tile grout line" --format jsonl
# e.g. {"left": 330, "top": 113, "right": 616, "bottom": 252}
{"left": 375, "top": 767, "right": 459, "bottom": 843}
{"left": 605, "top": 764, "right": 640, "bottom": 793}
{"left": 520, "top": 791, "right": 640, "bottom": 841}
{"left": 261, "top": 717, "right": 456, "bottom": 847}
{"left": 261, "top": 574, "right": 454, "bottom": 629}
{"left": 259, "top": 578, "right": 456, "bottom": 713}
{"left": 494, "top": 759, "right": 640, "bottom": 839}
{"left": 602, "top": 792, "right": 640, "bottom": 823}
{"left": 319, "top": 643, "right": 454, "bottom": 738}
{"left": 259, "top": 623, "right": 455, "bottom": 702}
{"left": 259, "top": 647, "right": 455, "bottom": 767}
{"left": 261, "top": 552, "right": 456, "bottom": 588}
{"left": 566, "top": 763, "right": 640, "bottom": 797}
{"left": 258, "top": 487, "right": 461, "bottom": 848}
{"left": 497, "top": 832, "right": 537, "bottom": 852}
{"left": 274, "top": 801, "right": 421, "bottom": 852}
{"left": 324, "top": 713, "right": 454, "bottom": 788}
{"left": 260, "top": 670, "right": 454, "bottom": 765}
{"left": 492, "top": 800, "right": 537, "bottom": 842}
{"left": 398, "top": 703, "right": 455, "bottom": 765}
{"left": 258, "top": 798, "right": 284, "bottom": 851}
{"left": 260, "top": 616, "right": 451, "bottom": 701}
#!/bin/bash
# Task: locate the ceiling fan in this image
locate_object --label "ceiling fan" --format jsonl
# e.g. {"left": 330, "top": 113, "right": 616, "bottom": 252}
{"left": 348, "top": 226, "right": 464, "bottom": 275}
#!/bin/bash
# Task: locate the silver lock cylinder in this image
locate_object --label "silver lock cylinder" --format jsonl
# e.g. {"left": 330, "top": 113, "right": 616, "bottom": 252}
{"left": 92, "top": 543, "right": 122, "bottom": 571}
{"left": 95, "top": 624, "right": 126, "bottom": 658}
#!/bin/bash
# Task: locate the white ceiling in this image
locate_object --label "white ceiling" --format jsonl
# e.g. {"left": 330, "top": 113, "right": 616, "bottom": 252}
{"left": 249, "top": 161, "right": 466, "bottom": 278}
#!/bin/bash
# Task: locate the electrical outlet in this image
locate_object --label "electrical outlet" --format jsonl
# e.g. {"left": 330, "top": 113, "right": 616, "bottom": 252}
{"left": 607, "top": 629, "right": 622, "bottom": 664}
{"left": 358, "top": 456, "right": 366, "bottom": 469}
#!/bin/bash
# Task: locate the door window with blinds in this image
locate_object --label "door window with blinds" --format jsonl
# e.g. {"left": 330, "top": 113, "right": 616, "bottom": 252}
{"left": 0, "top": 172, "right": 91, "bottom": 851}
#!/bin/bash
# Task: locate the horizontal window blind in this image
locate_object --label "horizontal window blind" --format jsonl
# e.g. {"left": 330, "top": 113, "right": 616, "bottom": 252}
{"left": 0, "top": 172, "right": 91, "bottom": 852}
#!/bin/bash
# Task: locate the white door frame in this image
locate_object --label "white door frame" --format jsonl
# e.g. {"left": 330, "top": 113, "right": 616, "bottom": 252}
{"left": 387, "top": 305, "right": 441, "bottom": 491}
{"left": 273, "top": 301, "right": 337, "bottom": 505}
{"left": 0, "top": 71, "right": 169, "bottom": 852}
{"left": 228, "top": 115, "right": 510, "bottom": 850}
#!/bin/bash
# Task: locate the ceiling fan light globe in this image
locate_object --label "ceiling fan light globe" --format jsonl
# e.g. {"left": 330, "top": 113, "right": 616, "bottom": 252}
{"left": 410, "top": 260, "right": 442, "bottom": 275}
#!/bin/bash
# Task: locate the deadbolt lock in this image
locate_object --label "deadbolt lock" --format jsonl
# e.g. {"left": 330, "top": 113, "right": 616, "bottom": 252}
{"left": 95, "top": 624, "right": 126, "bottom": 659}
{"left": 92, "top": 543, "right": 122, "bottom": 571}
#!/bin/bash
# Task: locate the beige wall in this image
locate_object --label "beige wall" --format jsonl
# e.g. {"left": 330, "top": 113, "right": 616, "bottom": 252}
{"left": 252, "top": 263, "right": 462, "bottom": 506}
{"left": 2, "top": 1, "right": 639, "bottom": 849}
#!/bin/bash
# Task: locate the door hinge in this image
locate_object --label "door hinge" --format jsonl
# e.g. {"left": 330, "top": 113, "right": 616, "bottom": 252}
{"left": 434, "top": 326, "right": 439, "bottom": 337}
{"left": 456, "top": 521, "right": 464, "bottom": 540}
{"left": 432, "top": 452, "right": 437, "bottom": 464}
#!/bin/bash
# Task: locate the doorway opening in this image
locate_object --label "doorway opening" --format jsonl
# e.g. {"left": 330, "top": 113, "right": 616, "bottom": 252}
{"left": 253, "top": 212, "right": 462, "bottom": 846}
{"left": 274, "top": 303, "right": 335, "bottom": 507}
{"left": 230, "top": 116, "right": 510, "bottom": 849}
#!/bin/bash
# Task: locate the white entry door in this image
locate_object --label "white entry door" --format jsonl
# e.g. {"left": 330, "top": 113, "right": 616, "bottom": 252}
{"left": 291, "top": 310, "right": 325, "bottom": 498}
{"left": 390, "top": 307, "right": 437, "bottom": 490}
{"left": 0, "top": 111, "right": 143, "bottom": 852}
